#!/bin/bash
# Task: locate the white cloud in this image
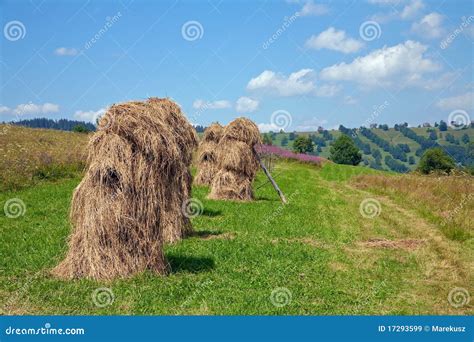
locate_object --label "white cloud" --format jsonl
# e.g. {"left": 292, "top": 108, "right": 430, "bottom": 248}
{"left": 0, "top": 106, "right": 11, "bottom": 114}
{"left": 247, "top": 69, "right": 315, "bottom": 96}
{"left": 74, "top": 108, "right": 106, "bottom": 122}
{"left": 319, "top": 40, "right": 439, "bottom": 88}
{"left": 257, "top": 123, "right": 281, "bottom": 133}
{"left": 344, "top": 96, "right": 357, "bottom": 104}
{"left": 421, "top": 72, "right": 458, "bottom": 91}
{"left": 314, "top": 84, "right": 341, "bottom": 97}
{"left": 369, "top": 0, "right": 424, "bottom": 23}
{"left": 411, "top": 12, "right": 445, "bottom": 39}
{"left": 192, "top": 99, "right": 232, "bottom": 110}
{"left": 54, "top": 47, "right": 79, "bottom": 56}
{"left": 305, "top": 27, "right": 364, "bottom": 53}
{"left": 400, "top": 0, "right": 425, "bottom": 20}
{"left": 367, "top": 0, "right": 401, "bottom": 4}
{"left": 236, "top": 97, "right": 259, "bottom": 113}
{"left": 14, "top": 102, "right": 60, "bottom": 115}
{"left": 298, "top": 1, "right": 329, "bottom": 16}
{"left": 436, "top": 92, "right": 474, "bottom": 111}
{"left": 294, "top": 117, "right": 328, "bottom": 131}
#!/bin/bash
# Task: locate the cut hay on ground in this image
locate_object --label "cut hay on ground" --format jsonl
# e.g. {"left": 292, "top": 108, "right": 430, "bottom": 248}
{"left": 208, "top": 118, "right": 261, "bottom": 201}
{"left": 194, "top": 123, "right": 223, "bottom": 186}
{"left": 52, "top": 98, "right": 197, "bottom": 280}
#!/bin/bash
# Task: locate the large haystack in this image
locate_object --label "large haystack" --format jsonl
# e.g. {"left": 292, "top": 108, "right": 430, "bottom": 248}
{"left": 52, "top": 98, "right": 197, "bottom": 280}
{"left": 208, "top": 118, "right": 261, "bottom": 201}
{"left": 194, "top": 123, "right": 223, "bottom": 186}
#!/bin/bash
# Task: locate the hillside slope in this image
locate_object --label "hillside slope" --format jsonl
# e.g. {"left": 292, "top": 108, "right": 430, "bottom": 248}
{"left": 267, "top": 126, "right": 474, "bottom": 172}
{"left": 0, "top": 124, "right": 89, "bottom": 191}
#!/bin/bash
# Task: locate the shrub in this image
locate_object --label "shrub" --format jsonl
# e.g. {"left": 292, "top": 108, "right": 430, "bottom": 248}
{"left": 418, "top": 148, "right": 455, "bottom": 174}
{"left": 330, "top": 135, "right": 362, "bottom": 165}
{"left": 293, "top": 136, "right": 314, "bottom": 154}
{"left": 262, "top": 133, "right": 273, "bottom": 145}
{"left": 72, "top": 124, "right": 90, "bottom": 133}
{"left": 384, "top": 155, "right": 409, "bottom": 173}
{"left": 439, "top": 120, "right": 448, "bottom": 131}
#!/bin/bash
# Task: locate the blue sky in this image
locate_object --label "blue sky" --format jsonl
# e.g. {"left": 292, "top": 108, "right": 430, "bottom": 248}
{"left": 0, "top": 0, "right": 473, "bottom": 131}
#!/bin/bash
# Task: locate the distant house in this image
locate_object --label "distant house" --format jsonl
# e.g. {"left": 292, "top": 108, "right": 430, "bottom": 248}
{"left": 422, "top": 122, "right": 431, "bottom": 127}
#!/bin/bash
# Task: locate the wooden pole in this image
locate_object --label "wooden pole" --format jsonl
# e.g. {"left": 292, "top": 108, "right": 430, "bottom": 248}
{"left": 254, "top": 148, "right": 288, "bottom": 204}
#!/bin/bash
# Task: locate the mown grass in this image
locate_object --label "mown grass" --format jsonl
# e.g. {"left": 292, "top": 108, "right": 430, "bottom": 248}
{"left": 1, "top": 160, "right": 471, "bottom": 315}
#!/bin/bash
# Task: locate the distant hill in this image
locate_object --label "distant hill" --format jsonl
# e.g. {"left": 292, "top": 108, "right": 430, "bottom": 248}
{"left": 8, "top": 118, "right": 96, "bottom": 132}
{"left": 6, "top": 118, "right": 208, "bottom": 134}
{"left": 263, "top": 123, "right": 474, "bottom": 173}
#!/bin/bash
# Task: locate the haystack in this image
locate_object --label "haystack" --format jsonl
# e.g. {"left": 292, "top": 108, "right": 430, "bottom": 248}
{"left": 52, "top": 98, "right": 197, "bottom": 280}
{"left": 194, "top": 123, "right": 223, "bottom": 186}
{"left": 208, "top": 118, "right": 261, "bottom": 201}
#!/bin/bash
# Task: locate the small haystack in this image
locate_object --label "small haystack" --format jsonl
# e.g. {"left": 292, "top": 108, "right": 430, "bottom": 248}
{"left": 52, "top": 98, "right": 197, "bottom": 280}
{"left": 194, "top": 123, "right": 223, "bottom": 186}
{"left": 208, "top": 118, "right": 261, "bottom": 201}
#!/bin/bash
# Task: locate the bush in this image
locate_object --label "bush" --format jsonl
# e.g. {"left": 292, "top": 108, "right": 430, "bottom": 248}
{"left": 262, "top": 133, "right": 273, "bottom": 145}
{"left": 330, "top": 135, "right": 362, "bottom": 165}
{"left": 439, "top": 120, "right": 448, "bottom": 131}
{"left": 384, "top": 155, "right": 409, "bottom": 173}
{"left": 72, "top": 124, "right": 90, "bottom": 133}
{"left": 418, "top": 148, "right": 455, "bottom": 174}
{"left": 293, "top": 136, "right": 314, "bottom": 154}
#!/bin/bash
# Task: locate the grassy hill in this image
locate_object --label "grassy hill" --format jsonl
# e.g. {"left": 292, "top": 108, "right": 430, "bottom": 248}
{"left": 0, "top": 124, "right": 88, "bottom": 191}
{"left": 0, "top": 127, "right": 472, "bottom": 314}
{"left": 266, "top": 126, "right": 474, "bottom": 173}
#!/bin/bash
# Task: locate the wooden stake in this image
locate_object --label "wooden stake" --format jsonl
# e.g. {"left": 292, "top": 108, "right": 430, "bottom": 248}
{"left": 254, "top": 148, "right": 288, "bottom": 204}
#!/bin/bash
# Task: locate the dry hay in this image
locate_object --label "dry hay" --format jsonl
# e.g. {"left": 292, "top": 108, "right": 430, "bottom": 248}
{"left": 208, "top": 118, "right": 261, "bottom": 201}
{"left": 194, "top": 123, "right": 223, "bottom": 186}
{"left": 52, "top": 98, "right": 197, "bottom": 280}
{"left": 360, "top": 238, "right": 425, "bottom": 250}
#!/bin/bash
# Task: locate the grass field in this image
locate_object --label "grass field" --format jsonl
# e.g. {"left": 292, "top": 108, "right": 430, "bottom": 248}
{"left": 1, "top": 159, "right": 472, "bottom": 315}
{"left": 0, "top": 125, "right": 88, "bottom": 191}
